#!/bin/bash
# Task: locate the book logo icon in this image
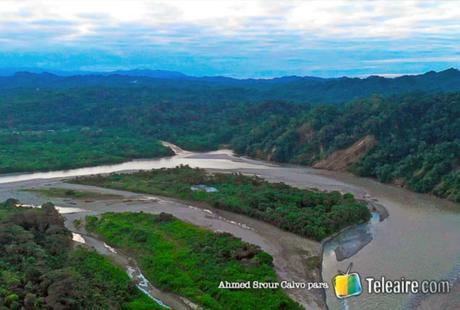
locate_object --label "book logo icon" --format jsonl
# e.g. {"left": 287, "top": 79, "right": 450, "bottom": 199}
{"left": 333, "top": 263, "right": 362, "bottom": 299}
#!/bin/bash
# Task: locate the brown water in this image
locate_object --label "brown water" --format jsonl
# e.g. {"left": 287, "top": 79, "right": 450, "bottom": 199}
{"left": 0, "top": 150, "right": 269, "bottom": 184}
{"left": 318, "top": 171, "right": 460, "bottom": 310}
{"left": 0, "top": 146, "right": 459, "bottom": 310}
{"left": 222, "top": 165, "right": 460, "bottom": 309}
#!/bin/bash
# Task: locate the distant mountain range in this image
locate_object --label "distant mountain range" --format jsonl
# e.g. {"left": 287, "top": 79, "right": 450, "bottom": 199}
{"left": 0, "top": 67, "right": 316, "bottom": 80}
{"left": 1, "top": 68, "right": 460, "bottom": 104}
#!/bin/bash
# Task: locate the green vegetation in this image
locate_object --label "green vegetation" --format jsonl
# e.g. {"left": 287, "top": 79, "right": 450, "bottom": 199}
{"left": 0, "top": 72, "right": 459, "bottom": 202}
{"left": 0, "top": 128, "right": 172, "bottom": 173}
{"left": 232, "top": 93, "right": 460, "bottom": 202}
{"left": 433, "top": 170, "right": 460, "bottom": 202}
{"left": 0, "top": 199, "right": 162, "bottom": 309}
{"left": 69, "top": 249, "right": 162, "bottom": 310}
{"left": 0, "top": 85, "right": 299, "bottom": 172}
{"left": 86, "top": 212, "right": 302, "bottom": 310}
{"left": 73, "top": 218, "right": 82, "bottom": 228}
{"left": 2, "top": 68, "right": 460, "bottom": 105}
{"left": 25, "top": 187, "right": 122, "bottom": 200}
{"left": 75, "top": 166, "right": 371, "bottom": 240}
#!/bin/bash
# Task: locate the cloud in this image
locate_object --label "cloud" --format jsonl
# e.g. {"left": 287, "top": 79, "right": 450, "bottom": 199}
{"left": 3, "top": 1, "right": 460, "bottom": 40}
{"left": 0, "top": 0, "right": 459, "bottom": 77}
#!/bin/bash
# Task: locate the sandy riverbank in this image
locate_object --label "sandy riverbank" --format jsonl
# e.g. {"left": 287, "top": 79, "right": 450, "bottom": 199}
{"left": 1, "top": 178, "right": 325, "bottom": 309}
{"left": 2, "top": 145, "right": 458, "bottom": 310}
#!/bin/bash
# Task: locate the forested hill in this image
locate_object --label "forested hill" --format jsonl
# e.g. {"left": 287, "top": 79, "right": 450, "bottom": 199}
{"left": 232, "top": 93, "right": 460, "bottom": 202}
{"left": 0, "top": 69, "right": 459, "bottom": 202}
{"left": 1, "top": 68, "right": 460, "bottom": 104}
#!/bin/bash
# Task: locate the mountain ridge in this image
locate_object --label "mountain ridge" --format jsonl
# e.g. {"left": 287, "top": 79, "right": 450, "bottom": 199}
{"left": 2, "top": 67, "right": 459, "bottom": 81}
{"left": 1, "top": 68, "right": 460, "bottom": 105}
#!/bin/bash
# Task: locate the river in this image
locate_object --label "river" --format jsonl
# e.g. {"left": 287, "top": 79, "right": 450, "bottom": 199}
{"left": 0, "top": 145, "right": 458, "bottom": 310}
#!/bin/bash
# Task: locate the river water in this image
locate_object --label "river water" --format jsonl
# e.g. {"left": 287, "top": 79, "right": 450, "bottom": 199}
{"left": 318, "top": 171, "right": 460, "bottom": 310}
{"left": 0, "top": 147, "right": 458, "bottom": 310}
{"left": 0, "top": 149, "right": 270, "bottom": 184}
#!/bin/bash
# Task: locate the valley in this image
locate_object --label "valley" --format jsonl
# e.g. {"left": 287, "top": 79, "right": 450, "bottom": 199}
{"left": 1, "top": 144, "right": 458, "bottom": 309}
{"left": 3, "top": 2, "right": 460, "bottom": 309}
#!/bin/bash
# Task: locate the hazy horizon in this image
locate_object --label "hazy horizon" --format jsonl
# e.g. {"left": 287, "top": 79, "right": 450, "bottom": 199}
{"left": 1, "top": 66, "right": 459, "bottom": 80}
{"left": 1, "top": 1, "right": 460, "bottom": 78}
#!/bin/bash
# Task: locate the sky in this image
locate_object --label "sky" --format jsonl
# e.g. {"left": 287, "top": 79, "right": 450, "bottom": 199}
{"left": 1, "top": 0, "right": 460, "bottom": 78}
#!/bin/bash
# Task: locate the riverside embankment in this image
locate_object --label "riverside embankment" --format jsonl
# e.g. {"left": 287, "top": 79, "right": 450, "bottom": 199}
{"left": 0, "top": 144, "right": 458, "bottom": 310}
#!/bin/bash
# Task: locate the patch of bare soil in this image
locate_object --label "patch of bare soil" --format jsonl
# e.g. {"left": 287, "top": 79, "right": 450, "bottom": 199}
{"left": 313, "top": 135, "right": 377, "bottom": 171}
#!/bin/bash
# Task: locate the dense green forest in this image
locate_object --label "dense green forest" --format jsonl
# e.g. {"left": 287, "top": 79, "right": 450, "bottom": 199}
{"left": 232, "top": 93, "right": 460, "bottom": 202}
{"left": 0, "top": 128, "right": 171, "bottom": 173}
{"left": 0, "top": 199, "right": 162, "bottom": 309}
{"left": 0, "top": 70, "right": 459, "bottom": 202}
{"left": 75, "top": 166, "right": 371, "bottom": 240}
{"left": 0, "top": 85, "right": 301, "bottom": 151}
{"left": 2, "top": 68, "right": 460, "bottom": 104}
{"left": 0, "top": 84, "right": 301, "bottom": 172}
{"left": 86, "top": 212, "right": 302, "bottom": 310}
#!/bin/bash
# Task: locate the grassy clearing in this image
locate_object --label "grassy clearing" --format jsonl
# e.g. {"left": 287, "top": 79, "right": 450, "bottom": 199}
{"left": 86, "top": 212, "right": 302, "bottom": 310}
